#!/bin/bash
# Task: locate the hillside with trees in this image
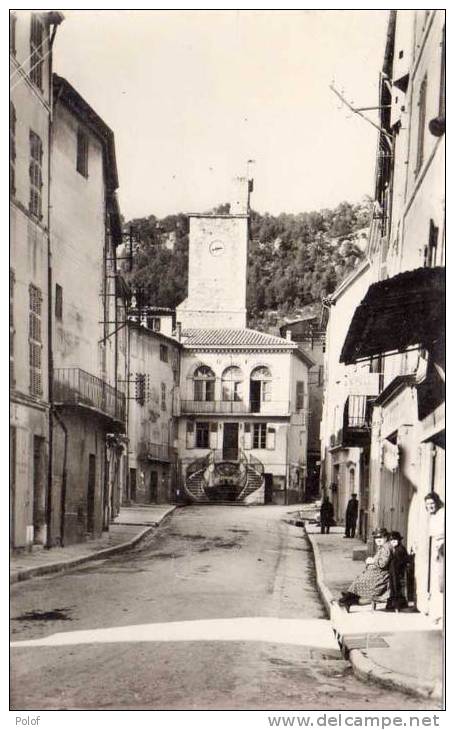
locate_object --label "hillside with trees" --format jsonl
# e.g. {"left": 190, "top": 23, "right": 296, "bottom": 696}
{"left": 124, "top": 198, "right": 371, "bottom": 329}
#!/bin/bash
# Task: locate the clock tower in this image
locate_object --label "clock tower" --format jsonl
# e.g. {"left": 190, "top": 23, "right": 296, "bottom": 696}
{"left": 176, "top": 177, "right": 252, "bottom": 330}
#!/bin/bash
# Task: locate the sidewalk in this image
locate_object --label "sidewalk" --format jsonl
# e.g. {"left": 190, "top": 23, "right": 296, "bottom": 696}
{"left": 305, "top": 522, "right": 443, "bottom": 703}
{"left": 10, "top": 504, "right": 176, "bottom": 585}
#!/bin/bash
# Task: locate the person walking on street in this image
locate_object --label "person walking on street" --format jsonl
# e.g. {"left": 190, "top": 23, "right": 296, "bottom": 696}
{"left": 320, "top": 496, "right": 334, "bottom": 534}
{"left": 344, "top": 493, "right": 359, "bottom": 538}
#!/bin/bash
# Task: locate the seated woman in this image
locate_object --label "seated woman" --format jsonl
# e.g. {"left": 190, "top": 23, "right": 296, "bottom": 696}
{"left": 338, "top": 528, "right": 392, "bottom": 609}
{"left": 386, "top": 531, "right": 409, "bottom": 611}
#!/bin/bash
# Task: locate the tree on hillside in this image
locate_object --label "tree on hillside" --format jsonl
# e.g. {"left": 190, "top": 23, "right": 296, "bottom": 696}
{"left": 125, "top": 198, "right": 370, "bottom": 322}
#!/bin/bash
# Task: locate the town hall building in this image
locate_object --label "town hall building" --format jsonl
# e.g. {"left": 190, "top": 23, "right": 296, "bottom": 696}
{"left": 174, "top": 178, "right": 314, "bottom": 504}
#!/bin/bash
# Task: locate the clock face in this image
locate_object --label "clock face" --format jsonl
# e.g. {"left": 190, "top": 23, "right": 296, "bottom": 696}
{"left": 209, "top": 240, "right": 225, "bottom": 257}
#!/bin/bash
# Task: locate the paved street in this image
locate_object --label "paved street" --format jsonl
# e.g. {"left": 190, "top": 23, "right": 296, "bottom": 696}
{"left": 11, "top": 506, "right": 435, "bottom": 710}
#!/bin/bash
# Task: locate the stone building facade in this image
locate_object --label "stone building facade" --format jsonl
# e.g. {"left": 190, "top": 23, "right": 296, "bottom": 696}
{"left": 338, "top": 10, "right": 445, "bottom": 616}
{"left": 10, "top": 11, "right": 63, "bottom": 549}
{"left": 174, "top": 179, "right": 313, "bottom": 504}
{"left": 126, "top": 315, "right": 181, "bottom": 505}
{"left": 319, "top": 261, "right": 377, "bottom": 537}
{"left": 279, "top": 317, "right": 326, "bottom": 500}
{"left": 49, "top": 75, "right": 127, "bottom": 545}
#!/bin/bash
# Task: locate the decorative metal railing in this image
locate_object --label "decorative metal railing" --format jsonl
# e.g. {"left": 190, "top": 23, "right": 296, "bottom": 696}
{"left": 146, "top": 442, "right": 177, "bottom": 462}
{"left": 181, "top": 399, "right": 291, "bottom": 415}
{"left": 53, "top": 368, "right": 126, "bottom": 423}
{"left": 248, "top": 452, "right": 265, "bottom": 475}
{"left": 186, "top": 451, "right": 212, "bottom": 479}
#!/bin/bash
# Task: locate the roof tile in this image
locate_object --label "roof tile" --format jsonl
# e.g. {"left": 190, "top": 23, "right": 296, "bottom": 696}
{"left": 181, "top": 328, "right": 290, "bottom": 347}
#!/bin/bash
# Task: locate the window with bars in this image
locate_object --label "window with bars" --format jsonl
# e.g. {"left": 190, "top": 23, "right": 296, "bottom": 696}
{"left": 76, "top": 128, "right": 89, "bottom": 177}
{"left": 29, "top": 130, "right": 43, "bottom": 219}
{"left": 10, "top": 102, "right": 16, "bottom": 196}
{"left": 10, "top": 269, "right": 15, "bottom": 387}
{"left": 29, "top": 284, "right": 43, "bottom": 396}
{"left": 30, "top": 14, "right": 44, "bottom": 89}
{"left": 415, "top": 75, "right": 427, "bottom": 176}
{"left": 160, "top": 344, "right": 169, "bottom": 362}
{"left": 10, "top": 12, "right": 17, "bottom": 56}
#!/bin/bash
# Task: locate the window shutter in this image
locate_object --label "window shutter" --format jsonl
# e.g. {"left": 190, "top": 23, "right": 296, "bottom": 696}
{"left": 244, "top": 429, "right": 252, "bottom": 450}
{"left": 263, "top": 380, "right": 272, "bottom": 402}
{"left": 186, "top": 421, "right": 195, "bottom": 449}
{"left": 209, "top": 422, "right": 218, "bottom": 449}
{"left": 266, "top": 426, "right": 276, "bottom": 450}
{"left": 296, "top": 381, "right": 304, "bottom": 410}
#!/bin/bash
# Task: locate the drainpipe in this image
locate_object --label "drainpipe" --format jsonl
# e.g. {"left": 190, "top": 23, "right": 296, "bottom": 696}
{"left": 45, "top": 21, "right": 60, "bottom": 548}
{"left": 53, "top": 409, "right": 68, "bottom": 546}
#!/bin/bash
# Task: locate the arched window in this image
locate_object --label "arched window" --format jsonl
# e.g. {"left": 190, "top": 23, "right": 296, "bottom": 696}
{"left": 193, "top": 365, "right": 215, "bottom": 402}
{"left": 222, "top": 366, "right": 244, "bottom": 402}
{"left": 250, "top": 366, "right": 272, "bottom": 412}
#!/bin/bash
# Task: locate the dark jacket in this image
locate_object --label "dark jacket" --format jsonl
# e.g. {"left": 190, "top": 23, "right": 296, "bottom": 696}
{"left": 320, "top": 500, "right": 334, "bottom": 524}
{"left": 389, "top": 543, "right": 409, "bottom": 601}
{"left": 345, "top": 498, "right": 359, "bottom": 522}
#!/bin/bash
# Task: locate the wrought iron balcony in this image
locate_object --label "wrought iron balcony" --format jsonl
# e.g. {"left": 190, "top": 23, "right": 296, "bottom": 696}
{"left": 329, "top": 396, "right": 373, "bottom": 450}
{"left": 181, "top": 399, "right": 291, "bottom": 416}
{"left": 53, "top": 368, "right": 126, "bottom": 424}
{"left": 146, "top": 442, "right": 177, "bottom": 462}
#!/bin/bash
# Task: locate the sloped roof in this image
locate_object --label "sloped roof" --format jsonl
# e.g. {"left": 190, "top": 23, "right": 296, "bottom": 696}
{"left": 181, "top": 328, "right": 291, "bottom": 347}
{"left": 180, "top": 327, "right": 316, "bottom": 367}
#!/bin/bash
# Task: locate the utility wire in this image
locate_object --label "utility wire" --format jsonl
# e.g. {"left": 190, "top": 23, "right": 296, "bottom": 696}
{"left": 329, "top": 84, "right": 393, "bottom": 149}
{"left": 11, "top": 46, "right": 52, "bottom": 93}
{"left": 10, "top": 35, "right": 49, "bottom": 81}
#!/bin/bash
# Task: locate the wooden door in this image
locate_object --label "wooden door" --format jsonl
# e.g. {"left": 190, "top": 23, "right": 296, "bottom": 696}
{"left": 87, "top": 454, "right": 96, "bottom": 533}
{"left": 223, "top": 423, "right": 239, "bottom": 460}
{"left": 149, "top": 471, "right": 158, "bottom": 503}
{"left": 33, "top": 436, "right": 46, "bottom": 544}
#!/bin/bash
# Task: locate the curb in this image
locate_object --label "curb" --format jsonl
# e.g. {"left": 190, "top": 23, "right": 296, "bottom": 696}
{"left": 305, "top": 529, "right": 333, "bottom": 616}
{"left": 11, "top": 506, "right": 176, "bottom": 585}
{"left": 304, "top": 525, "right": 442, "bottom": 702}
{"left": 350, "top": 648, "right": 442, "bottom": 700}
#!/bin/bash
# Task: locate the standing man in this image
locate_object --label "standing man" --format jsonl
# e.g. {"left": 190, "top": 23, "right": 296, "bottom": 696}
{"left": 320, "top": 496, "right": 334, "bottom": 534}
{"left": 344, "top": 494, "right": 359, "bottom": 538}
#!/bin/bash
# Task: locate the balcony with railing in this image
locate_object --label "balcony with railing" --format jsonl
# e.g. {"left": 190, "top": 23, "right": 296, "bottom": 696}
{"left": 329, "top": 395, "right": 373, "bottom": 449}
{"left": 145, "top": 442, "right": 177, "bottom": 462}
{"left": 180, "top": 399, "right": 292, "bottom": 416}
{"left": 53, "top": 368, "right": 126, "bottom": 425}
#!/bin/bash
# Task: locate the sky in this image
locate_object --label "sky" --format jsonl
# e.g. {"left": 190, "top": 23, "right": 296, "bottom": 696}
{"left": 53, "top": 10, "right": 390, "bottom": 220}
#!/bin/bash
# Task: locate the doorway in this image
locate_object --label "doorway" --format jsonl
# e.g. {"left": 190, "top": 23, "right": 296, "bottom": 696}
{"left": 264, "top": 472, "right": 273, "bottom": 504}
{"left": 87, "top": 454, "right": 96, "bottom": 534}
{"left": 223, "top": 423, "right": 239, "bottom": 460}
{"left": 250, "top": 381, "right": 261, "bottom": 413}
{"left": 149, "top": 471, "right": 158, "bottom": 503}
{"left": 129, "top": 468, "right": 137, "bottom": 502}
{"left": 33, "top": 436, "right": 46, "bottom": 544}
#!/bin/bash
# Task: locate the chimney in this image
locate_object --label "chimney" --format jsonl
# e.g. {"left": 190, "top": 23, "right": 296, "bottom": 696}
{"left": 230, "top": 176, "right": 251, "bottom": 214}
{"left": 175, "top": 322, "right": 182, "bottom": 342}
{"left": 286, "top": 329, "right": 293, "bottom": 341}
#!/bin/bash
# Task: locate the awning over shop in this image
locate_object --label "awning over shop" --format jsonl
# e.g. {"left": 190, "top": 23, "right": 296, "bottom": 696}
{"left": 340, "top": 267, "right": 445, "bottom": 365}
